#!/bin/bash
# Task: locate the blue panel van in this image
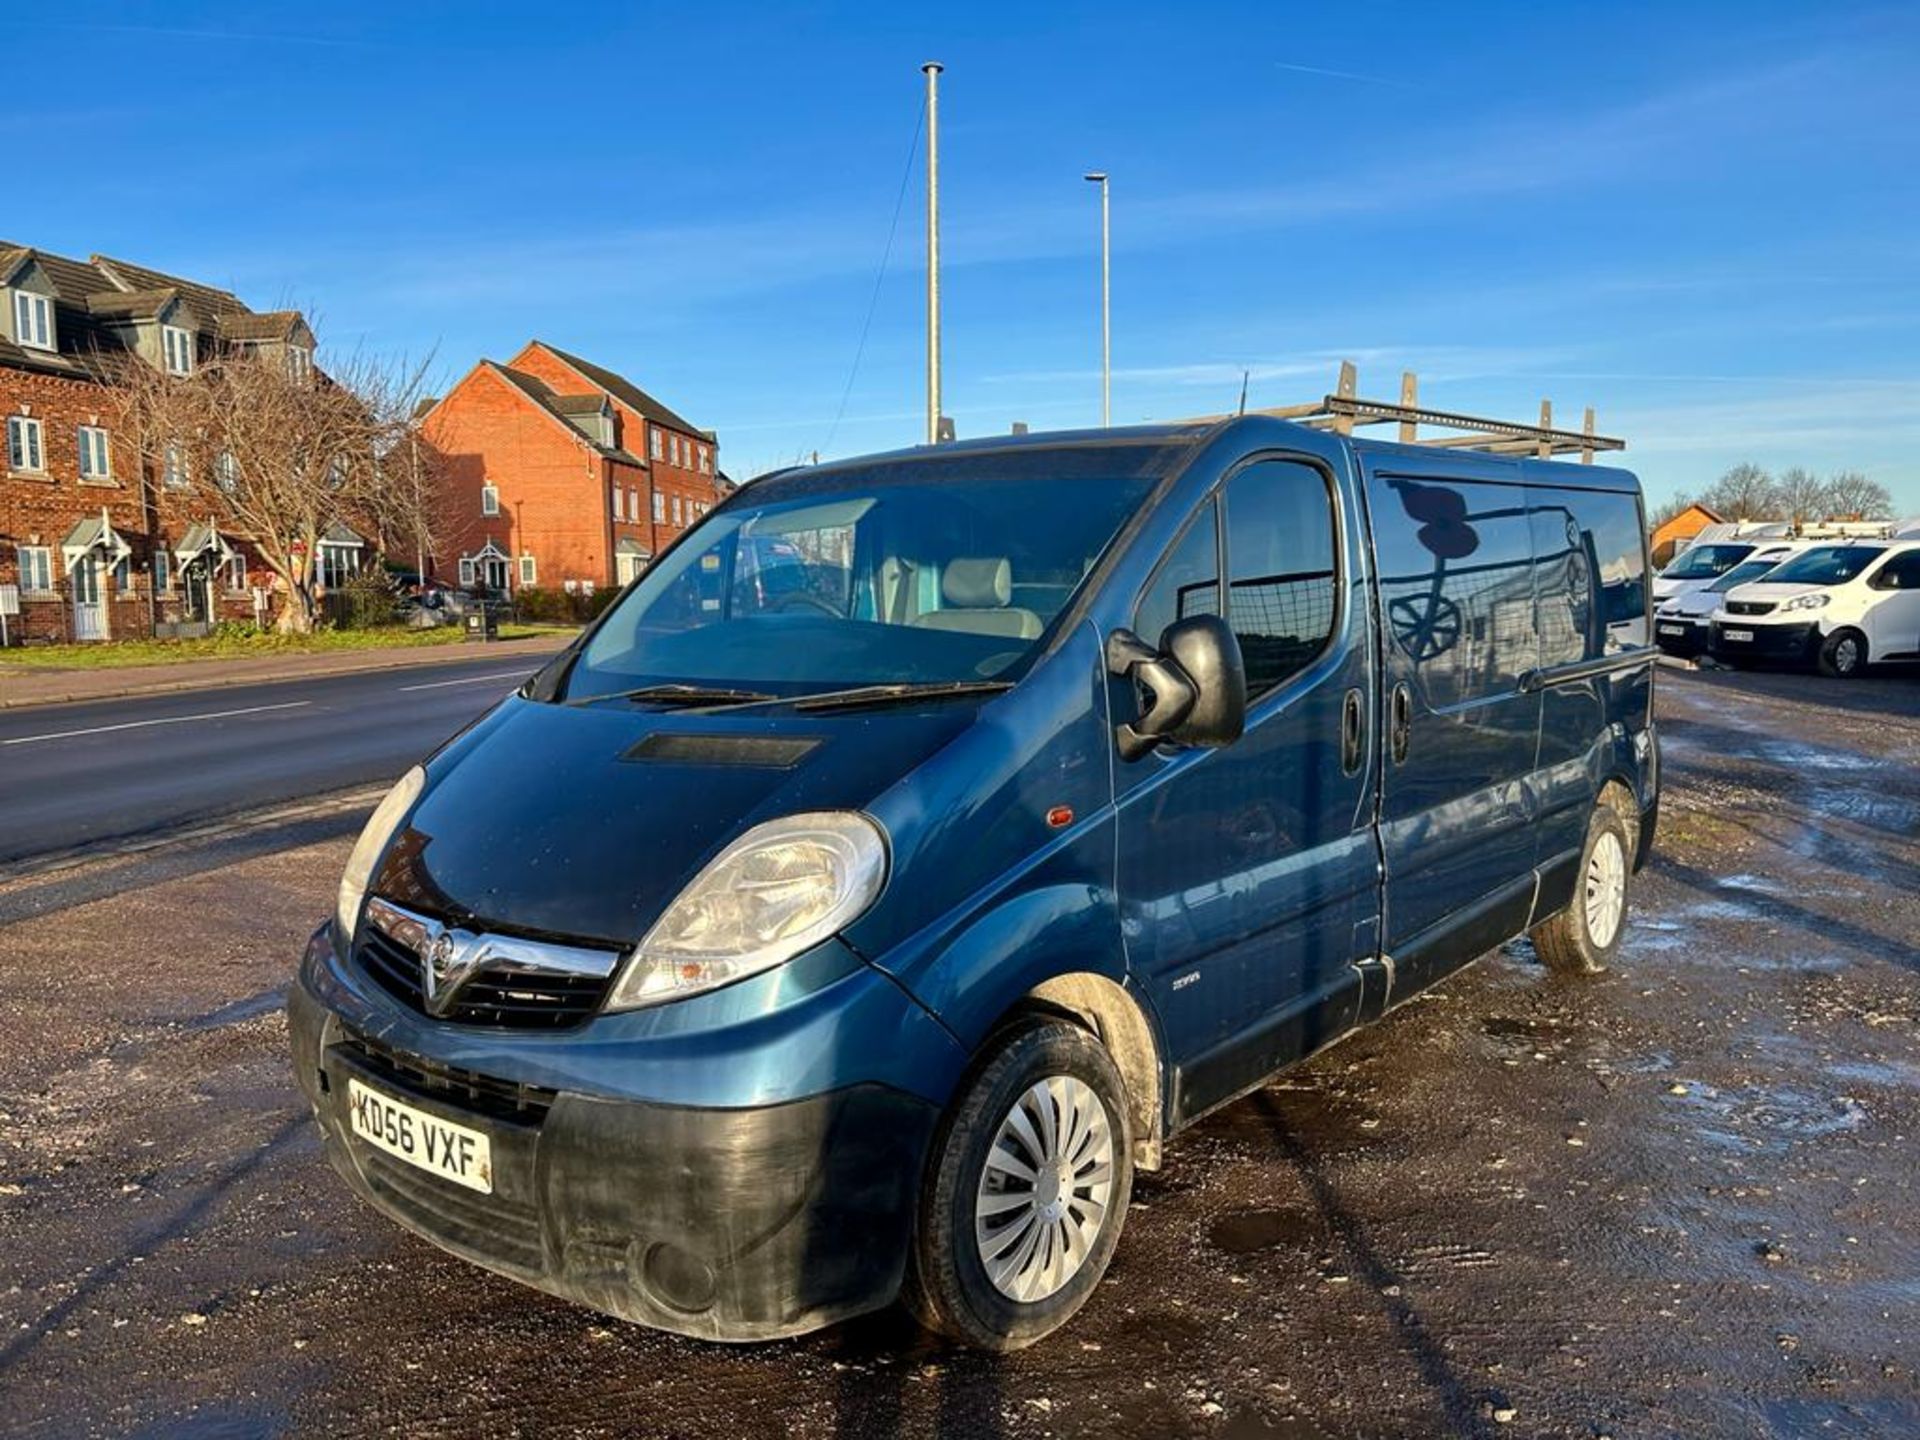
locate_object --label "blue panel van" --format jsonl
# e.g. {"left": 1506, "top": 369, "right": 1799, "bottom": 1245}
{"left": 288, "top": 417, "right": 1658, "bottom": 1349}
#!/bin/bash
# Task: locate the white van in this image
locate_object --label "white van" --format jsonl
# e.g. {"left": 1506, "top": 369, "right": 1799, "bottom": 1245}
{"left": 1708, "top": 540, "right": 1920, "bottom": 677}
{"left": 1650, "top": 540, "right": 1770, "bottom": 608}
{"left": 1652, "top": 542, "right": 1806, "bottom": 658}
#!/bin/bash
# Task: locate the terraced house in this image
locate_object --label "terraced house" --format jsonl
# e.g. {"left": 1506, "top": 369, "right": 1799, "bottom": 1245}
{"left": 420, "top": 341, "right": 723, "bottom": 596}
{"left": 0, "top": 241, "right": 321, "bottom": 643}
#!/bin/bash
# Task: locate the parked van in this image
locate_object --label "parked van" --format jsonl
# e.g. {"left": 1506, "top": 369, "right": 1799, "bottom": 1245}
{"left": 1708, "top": 539, "right": 1920, "bottom": 677}
{"left": 289, "top": 419, "right": 1658, "bottom": 1349}
{"left": 1653, "top": 542, "right": 1805, "bottom": 658}
{"left": 1651, "top": 539, "right": 1769, "bottom": 607}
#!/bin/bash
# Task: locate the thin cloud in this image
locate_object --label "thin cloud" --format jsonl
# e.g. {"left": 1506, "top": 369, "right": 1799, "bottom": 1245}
{"left": 1274, "top": 60, "right": 1414, "bottom": 90}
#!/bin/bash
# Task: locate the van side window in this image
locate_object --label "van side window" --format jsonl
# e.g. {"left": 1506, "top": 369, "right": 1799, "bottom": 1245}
{"left": 1871, "top": 551, "right": 1920, "bottom": 589}
{"left": 1376, "top": 476, "right": 1536, "bottom": 708}
{"left": 1222, "top": 461, "right": 1337, "bottom": 696}
{"left": 1132, "top": 499, "right": 1219, "bottom": 647}
{"left": 1531, "top": 487, "right": 1648, "bottom": 662}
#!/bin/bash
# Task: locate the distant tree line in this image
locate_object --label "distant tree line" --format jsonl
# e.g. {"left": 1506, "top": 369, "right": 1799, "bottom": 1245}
{"left": 1650, "top": 464, "right": 1895, "bottom": 530}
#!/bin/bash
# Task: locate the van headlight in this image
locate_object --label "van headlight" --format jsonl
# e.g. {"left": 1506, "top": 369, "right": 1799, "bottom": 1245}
{"left": 608, "top": 812, "right": 888, "bottom": 1010}
{"left": 1780, "top": 593, "right": 1829, "bottom": 612}
{"left": 335, "top": 766, "right": 426, "bottom": 944}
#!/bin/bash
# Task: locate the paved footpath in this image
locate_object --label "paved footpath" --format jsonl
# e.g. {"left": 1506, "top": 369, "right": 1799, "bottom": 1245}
{"left": 0, "top": 630, "right": 573, "bottom": 710}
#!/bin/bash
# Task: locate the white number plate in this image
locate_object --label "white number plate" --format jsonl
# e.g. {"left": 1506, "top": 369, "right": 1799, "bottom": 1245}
{"left": 348, "top": 1078, "right": 493, "bottom": 1194}
{"left": 1657, "top": 623, "right": 1686, "bottom": 636}
{"left": 1723, "top": 628, "right": 1755, "bottom": 643}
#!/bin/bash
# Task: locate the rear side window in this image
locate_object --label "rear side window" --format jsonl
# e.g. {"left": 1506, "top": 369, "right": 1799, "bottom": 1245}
{"left": 1132, "top": 499, "right": 1219, "bottom": 647}
{"left": 1222, "top": 460, "right": 1338, "bottom": 696}
{"left": 1372, "top": 474, "right": 1537, "bottom": 708}
{"left": 1532, "top": 486, "right": 1648, "bottom": 664}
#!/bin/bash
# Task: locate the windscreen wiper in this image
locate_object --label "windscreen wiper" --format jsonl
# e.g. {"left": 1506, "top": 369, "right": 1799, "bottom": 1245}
{"left": 565, "top": 683, "right": 778, "bottom": 709}
{"left": 782, "top": 680, "right": 1015, "bottom": 713}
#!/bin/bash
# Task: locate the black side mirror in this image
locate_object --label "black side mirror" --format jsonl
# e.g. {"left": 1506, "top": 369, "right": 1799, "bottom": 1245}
{"left": 1106, "top": 614, "right": 1248, "bottom": 761}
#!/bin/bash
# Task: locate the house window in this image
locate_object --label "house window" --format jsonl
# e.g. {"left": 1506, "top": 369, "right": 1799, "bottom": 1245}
{"left": 672, "top": 496, "right": 683, "bottom": 525}
{"left": 520, "top": 554, "right": 537, "bottom": 585}
{"left": 6, "top": 415, "right": 44, "bottom": 472}
{"left": 225, "top": 555, "right": 247, "bottom": 593}
{"left": 163, "top": 325, "right": 195, "bottom": 375}
{"left": 214, "top": 452, "right": 238, "bottom": 492}
{"left": 164, "top": 443, "right": 190, "bottom": 489}
{"left": 317, "top": 543, "right": 360, "bottom": 589}
{"left": 611, "top": 488, "right": 623, "bottom": 522}
{"left": 698, "top": 444, "right": 710, "bottom": 474}
{"left": 458, "top": 557, "right": 476, "bottom": 587}
{"left": 650, "top": 428, "right": 664, "bottom": 461}
{"left": 13, "top": 291, "right": 52, "bottom": 350}
{"left": 288, "top": 347, "right": 313, "bottom": 383}
{"left": 77, "top": 425, "right": 111, "bottom": 481}
{"left": 652, "top": 490, "right": 665, "bottom": 523}
{"left": 154, "top": 547, "right": 173, "bottom": 594}
{"left": 481, "top": 484, "right": 500, "bottom": 516}
{"left": 114, "top": 555, "right": 133, "bottom": 594}
{"left": 15, "top": 545, "right": 53, "bottom": 595}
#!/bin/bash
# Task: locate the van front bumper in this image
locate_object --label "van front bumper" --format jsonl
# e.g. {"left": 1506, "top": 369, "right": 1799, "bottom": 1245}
{"left": 1652, "top": 616, "right": 1708, "bottom": 658}
{"left": 1708, "top": 618, "right": 1819, "bottom": 663}
{"left": 289, "top": 933, "right": 941, "bottom": 1343}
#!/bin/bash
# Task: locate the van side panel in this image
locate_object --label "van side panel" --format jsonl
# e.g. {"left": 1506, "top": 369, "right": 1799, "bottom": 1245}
{"left": 1361, "top": 461, "right": 1542, "bottom": 996}
{"left": 1525, "top": 482, "right": 1654, "bottom": 901}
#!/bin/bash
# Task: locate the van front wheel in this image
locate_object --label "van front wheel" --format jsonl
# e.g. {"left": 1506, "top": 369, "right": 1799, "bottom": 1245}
{"left": 1531, "top": 802, "right": 1634, "bottom": 976}
{"left": 1817, "top": 627, "right": 1868, "bottom": 679}
{"left": 904, "top": 1017, "right": 1133, "bottom": 1350}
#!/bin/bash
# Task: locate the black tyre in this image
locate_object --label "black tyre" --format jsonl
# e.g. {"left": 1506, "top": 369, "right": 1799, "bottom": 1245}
{"left": 1530, "top": 801, "right": 1634, "bottom": 976}
{"left": 904, "top": 1016, "right": 1133, "bottom": 1350}
{"left": 1817, "top": 627, "right": 1868, "bottom": 679}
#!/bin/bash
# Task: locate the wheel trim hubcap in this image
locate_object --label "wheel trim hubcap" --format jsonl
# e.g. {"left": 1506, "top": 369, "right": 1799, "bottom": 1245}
{"left": 1836, "top": 638, "right": 1859, "bottom": 671}
{"left": 1584, "top": 829, "right": 1626, "bottom": 949}
{"left": 975, "top": 1075, "right": 1115, "bottom": 1303}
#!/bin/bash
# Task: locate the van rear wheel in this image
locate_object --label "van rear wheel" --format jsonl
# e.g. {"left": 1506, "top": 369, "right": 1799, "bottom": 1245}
{"left": 1531, "top": 802, "right": 1634, "bottom": 976}
{"left": 904, "top": 1017, "right": 1133, "bottom": 1350}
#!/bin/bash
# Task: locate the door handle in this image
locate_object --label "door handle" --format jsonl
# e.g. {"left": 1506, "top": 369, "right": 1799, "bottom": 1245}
{"left": 1340, "top": 687, "right": 1365, "bottom": 776}
{"left": 1389, "top": 682, "right": 1413, "bottom": 765}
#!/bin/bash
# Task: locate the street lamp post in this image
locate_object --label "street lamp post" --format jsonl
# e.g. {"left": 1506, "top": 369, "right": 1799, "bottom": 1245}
{"left": 1084, "top": 172, "right": 1110, "bottom": 428}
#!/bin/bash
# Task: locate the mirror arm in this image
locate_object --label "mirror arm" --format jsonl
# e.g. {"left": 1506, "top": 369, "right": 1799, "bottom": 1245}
{"left": 1106, "top": 628, "right": 1196, "bottom": 761}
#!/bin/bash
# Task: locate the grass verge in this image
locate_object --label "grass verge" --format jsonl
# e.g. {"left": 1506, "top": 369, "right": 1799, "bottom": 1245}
{"left": 0, "top": 623, "right": 574, "bottom": 671}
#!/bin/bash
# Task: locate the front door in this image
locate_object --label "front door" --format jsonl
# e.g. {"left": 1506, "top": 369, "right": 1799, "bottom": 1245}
{"left": 483, "top": 556, "right": 510, "bottom": 594}
{"left": 1115, "top": 455, "right": 1378, "bottom": 1127}
{"left": 1864, "top": 549, "right": 1920, "bottom": 658}
{"left": 70, "top": 555, "right": 107, "bottom": 641}
{"left": 1363, "top": 462, "right": 1542, "bottom": 994}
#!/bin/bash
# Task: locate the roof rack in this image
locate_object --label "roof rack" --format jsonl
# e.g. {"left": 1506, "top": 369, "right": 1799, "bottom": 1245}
{"left": 1191, "top": 360, "right": 1626, "bottom": 464}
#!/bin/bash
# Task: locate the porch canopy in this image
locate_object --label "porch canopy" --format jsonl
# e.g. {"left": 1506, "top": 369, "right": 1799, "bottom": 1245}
{"left": 615, "top": 537, "right": 652, "bottom": 560}
{"left": 61, "top": 512, "right": 132, "bottom": 571}
{"left": 175, "top": 522, "right": 239, "bottom": 569}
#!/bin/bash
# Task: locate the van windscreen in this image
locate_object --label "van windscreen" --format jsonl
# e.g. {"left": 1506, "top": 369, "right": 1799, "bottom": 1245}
{"left": 1660, "top": 543, "right": 1752, "bottom": 579}
{"left": 1762, "top": 545, "right": 1885, "bottom": 586}
{"left": 566, "top": 449, "right": 1165, "bottom": 699}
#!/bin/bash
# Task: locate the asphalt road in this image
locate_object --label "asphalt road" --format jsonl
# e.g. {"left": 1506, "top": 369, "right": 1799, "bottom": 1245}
{"left": 0, "top": 654, "right": 546, "bottom": 868}
{"left": 1, "top": 669, "right": 1918, "bottom": 1437}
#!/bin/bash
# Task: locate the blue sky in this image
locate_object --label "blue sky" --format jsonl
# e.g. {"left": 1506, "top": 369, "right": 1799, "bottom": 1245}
{"left": 11, "top": 2, "right": 1918, "bottom": 511}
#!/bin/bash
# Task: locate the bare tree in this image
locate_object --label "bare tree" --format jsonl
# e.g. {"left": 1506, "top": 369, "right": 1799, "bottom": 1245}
{"left": 1824, "top": 470, "right": 1894, "bottom": 520}
{"left": 1699, "top": 463, "right": 1779, "bottom": 520}
{"left": 111, "top": 347, "right": 435, "bottom": 633}
{"left": 1773, "top": 466, "right": 1834, "bottom": 524}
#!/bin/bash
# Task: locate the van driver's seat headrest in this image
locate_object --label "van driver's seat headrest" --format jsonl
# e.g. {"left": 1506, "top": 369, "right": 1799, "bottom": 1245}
{"left": 942, "top": 557, "right": 1012, "bottom": 609}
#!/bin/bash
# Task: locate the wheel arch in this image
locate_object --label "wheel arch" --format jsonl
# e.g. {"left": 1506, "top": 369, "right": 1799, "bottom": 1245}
{"left": 994, "top": 974, "right": 1166, "bottom": 1171}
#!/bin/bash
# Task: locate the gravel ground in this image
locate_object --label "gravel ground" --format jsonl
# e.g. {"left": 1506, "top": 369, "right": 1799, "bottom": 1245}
{"left": 1, "top": 668, "right": 1917, "bottom": 1439}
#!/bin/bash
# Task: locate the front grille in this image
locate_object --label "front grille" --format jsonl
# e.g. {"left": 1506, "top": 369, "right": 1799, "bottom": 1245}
{"left": 355, "top": 924, "right": 613, "bottom": 1029}
{"left": 336, "top": 1029, "right": 557, "bottom": 1125}
{"left": 1726, "top": 599, "right": 1777, "bottom": 616}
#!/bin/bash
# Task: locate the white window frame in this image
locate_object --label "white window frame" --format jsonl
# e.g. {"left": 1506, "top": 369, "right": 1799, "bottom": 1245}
{"left": 520, "top": 554, "right": 537, "bottom": 586}
{"left": 154, "top": 546, "right": 173, "bottom": 594}
{"left": 164, "top": 443, "right": 191, "bottom": 489}
{"left": 16, "top": 544, "right": 53, "bottom": 596}
{"left": 288, "top": 346, "right": 313, "bottom": 383}
{"left": 698, "top": 444, "right": 710, "bottom": 474}
{"left": 650, "top": 427, "right": 664, "bottom": 461}
{"left": 652, "top": 490, "right": 665, "bottom": 523}
{"left": 224, "top": 554, "right": 247, "bottom": 593}
{"left": 458, "top": 557, "right": 476, "bottom": 587}
{"left": 163, "top": 325, "right": 195, "bottom": 375}
{"left": 13, "top": 291, "right": 53, "bottom": 351}
{"left": 316, "top": 542, "right": 360, "bottom": 589}
{"left": 215, "top": 451, "right": 238, "bottom": 492}
{"left": 77, "top": 424, "right": 112, "bottom": 481}
{"left": 7, "top": 415, "right": 45, "bottom": 473}
{"left": 481, "top": 483, "right": 500, "bottom": 517}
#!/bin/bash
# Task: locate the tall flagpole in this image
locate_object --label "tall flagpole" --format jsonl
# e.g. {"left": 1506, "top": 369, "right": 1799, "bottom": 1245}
{"left": 923, "top": 61, "right": 943, "bottom": 444}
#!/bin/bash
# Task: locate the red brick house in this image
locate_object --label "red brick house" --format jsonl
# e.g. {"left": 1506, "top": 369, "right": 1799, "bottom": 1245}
{"left": 1, "top": 240, "right": 321, "bottom": 643}
{"left": 420, "top": 341, "right": 722, "bottom": 596}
